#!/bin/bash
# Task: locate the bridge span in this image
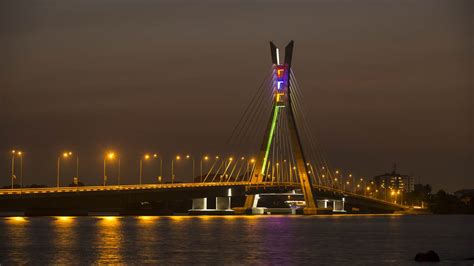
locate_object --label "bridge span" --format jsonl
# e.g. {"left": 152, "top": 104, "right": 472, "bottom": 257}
{"left": 0, "top": 182, "right": 407, "bottom": 215}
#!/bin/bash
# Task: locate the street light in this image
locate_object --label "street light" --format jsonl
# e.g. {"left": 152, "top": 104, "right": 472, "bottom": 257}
{"left": 57, "top": 151, "right": 73, "bottom": 187}
{"left": 200, "top": 155, "right": 209, "bottom": 182}
{"left": 247, "top": 158, "right": 256, "bottom": 181}
{"left": 186, "top": 154, "right": 195, "bottom": 180}
{"left": 139, "top": 153, "right": 162, "bottom": 184}
{"left": 10, "top": 150, "right": 23, "bottom": 189}
{"left": 153, "top": 154, "right": 163, "bottom": 183}
{"left": 104, "top": 152, "right": 119, "bottom": 186}
{"left": 139, "top": 154, "right": 150, "bottom": 185}
{"left": 171, "top": 155, "right": 180, "bottom": 184}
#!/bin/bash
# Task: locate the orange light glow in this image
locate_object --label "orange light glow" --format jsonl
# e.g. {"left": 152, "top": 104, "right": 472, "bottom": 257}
{"left": 277, "top": 68, "right": 284, "bottom": 78}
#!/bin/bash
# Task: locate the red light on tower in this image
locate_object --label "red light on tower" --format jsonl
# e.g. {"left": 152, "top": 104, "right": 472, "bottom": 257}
{"left": 277, "top": 66, "right": 285, "bottom": 79}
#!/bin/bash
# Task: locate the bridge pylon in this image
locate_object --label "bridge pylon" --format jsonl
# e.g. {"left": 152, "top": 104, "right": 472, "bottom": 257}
{"left": 240, "top": 41, "right": 317, "bottom": 214}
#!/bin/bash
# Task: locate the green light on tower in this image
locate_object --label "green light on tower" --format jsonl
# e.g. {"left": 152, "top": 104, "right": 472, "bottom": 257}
{"left": 261, "top": 105, "right": 281, "bottom": 175}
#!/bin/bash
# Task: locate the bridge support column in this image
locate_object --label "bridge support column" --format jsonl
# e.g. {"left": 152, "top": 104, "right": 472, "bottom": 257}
{"left": 192, "top": 198, "right": 207, "bottom": 210}
{"left": 216, "top": 197, "right": 231, "bottom": 210}
{"left": 332, "top": 199, "right": 346, "bottom": 213}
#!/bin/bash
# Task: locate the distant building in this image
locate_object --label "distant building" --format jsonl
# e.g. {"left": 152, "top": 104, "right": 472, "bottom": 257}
{"left": 454, "top": 189, "right": 474, "bottom": 205}
{"left": 371, "top": 164, "right": 414, "bottom": 199}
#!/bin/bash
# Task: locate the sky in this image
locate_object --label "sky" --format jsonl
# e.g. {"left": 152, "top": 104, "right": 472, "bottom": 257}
{"left": 0, "top": 0, "right": 472, "bottom": 191}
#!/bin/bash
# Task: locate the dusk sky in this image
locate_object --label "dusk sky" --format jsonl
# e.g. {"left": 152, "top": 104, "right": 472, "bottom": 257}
{"left": 0, "top": 0, "right": 472, "bottom": 191}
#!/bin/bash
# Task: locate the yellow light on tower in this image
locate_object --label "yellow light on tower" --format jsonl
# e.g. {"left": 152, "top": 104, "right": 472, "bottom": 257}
{"left": 144, "top": 154, "right": 150, "bottom": 160}
{"left": 176, "top": 155, "right": 181, "bottom": 160}
{"left": 229, "top": 157, "right": 233, "bottom": 161}
{"left": 107, "top": 152, "right": 115, "bottom": 159}
{"left": 63, "top": 152, "right": 69, "bottom": 158}
{"left": 250, "top": 158, "right": 256, "bottom": 163}
{"left": 204, "top": 156, "right": 209, "bottom": 161}
{"left": 335, "top": 170, "right": 339, "bottom": 174}
{"left": 366, "top": 186, "right": 370, "bottom": 191}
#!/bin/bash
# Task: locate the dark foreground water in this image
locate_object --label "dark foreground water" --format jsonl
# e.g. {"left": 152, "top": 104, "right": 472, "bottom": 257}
{"left": 0, "top": 215, "right": 472, "bottom": 265}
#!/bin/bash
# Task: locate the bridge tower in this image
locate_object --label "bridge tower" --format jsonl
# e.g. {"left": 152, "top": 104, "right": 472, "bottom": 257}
{"left": 243, "top": 41, "right": 317, "bottom": 214}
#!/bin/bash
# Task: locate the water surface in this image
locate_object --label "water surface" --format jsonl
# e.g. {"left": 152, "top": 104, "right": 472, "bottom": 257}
{"left": 0, "top": 215, "right": 472, "bottom": 265}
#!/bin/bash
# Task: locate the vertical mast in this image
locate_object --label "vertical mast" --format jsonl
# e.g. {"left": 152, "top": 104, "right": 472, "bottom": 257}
{"left": 243, "top": 41, "right": 317, "bottom": 214}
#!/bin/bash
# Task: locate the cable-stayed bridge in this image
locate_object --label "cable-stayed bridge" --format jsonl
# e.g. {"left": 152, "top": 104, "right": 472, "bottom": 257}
{"left": 1, "top": 41, "right": 408, "bottom": 215}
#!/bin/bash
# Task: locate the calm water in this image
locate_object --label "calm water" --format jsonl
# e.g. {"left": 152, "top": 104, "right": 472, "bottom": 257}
{"left": 0, "top": 215, "right": 472, "bottom": 265}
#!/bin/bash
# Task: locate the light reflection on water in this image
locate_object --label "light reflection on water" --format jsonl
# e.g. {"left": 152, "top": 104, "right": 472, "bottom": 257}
{"left": 0, "top": 215, "right": 473, "bottom": 265}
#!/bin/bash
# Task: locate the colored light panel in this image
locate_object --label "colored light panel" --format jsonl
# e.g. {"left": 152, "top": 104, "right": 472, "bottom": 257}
{"left": 261, "top": 105, "right": 281, "bottom": 175}
{"left": 277, "top": 68, "right": 285, "bottom": 79}
{"left": 276, "top": 48, "right": 280, "bottom": 65}
{"left": 277, "top": 81, "right": 284, "bottom": 90}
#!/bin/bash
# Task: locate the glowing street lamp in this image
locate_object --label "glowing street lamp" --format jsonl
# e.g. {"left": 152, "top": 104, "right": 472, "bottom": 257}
{"left": 57, "top": 151, "right": 73, "bottom": 187}
{"left": 10, "top": 150, "right": 23, "bottom": 189}
{"left": 104, "top": 152, "right": 120, "bottom": 186}
{"left": 171, "top": 155, "right": 180, "bottom": 184}
{"left": 153, "top": 154, "right": 163, "bottom": 183}
{"left": 139, "top": 153, "right": 162, "bottom": 184}
{"left": 200, "top": 155, "right": 210, "bottom": 182}
{"left": 246, "top": 158, "right": 256, "bottom": 181}
{"left": 139, "top": 154, "right": 150, "bottom": 185}
{"left": 186, "top": 154, "right": 195, "bottom": 180}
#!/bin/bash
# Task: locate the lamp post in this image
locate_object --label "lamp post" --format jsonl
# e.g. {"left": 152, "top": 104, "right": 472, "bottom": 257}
{"left": 104, "top": 152, "right": 117, "bottom": 186}
{"left": 10, "top": 150, "right": 22, "bottom": 189}
{"left": 75, "top": 156, "right": 79, "bottom": 185}
{"left": 186, "top": 154, "right": 195, "bottom": 180}
{"left": 18, "top": 151, "right": 23, "bottom": 188}
{"left": 57, "top": 151, "right": 72, "bottom": 188}
{"left": 349, "top": 173, "right": 354, "bottom": 192}
{"left": 171, "top": 155, "right": 180, "bottom": 184}
{"left": 140, "top": 153, "right": 162, "bottom": 184}
{"left": 153, "top": 154, "right": 163, "bottom": 183}
{"left": 139, "top": 154, "right": 151, "bottom": 185}
{"left": 249, "top": 158, "right": 256, "bottom": 181}
{"left": 200, "top": 155, "right": 209, "bottom": 183}
{"left": 11, "top": 150, "right": 15, "bottom": 189}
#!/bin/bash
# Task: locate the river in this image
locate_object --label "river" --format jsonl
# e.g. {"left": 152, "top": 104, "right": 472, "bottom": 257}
{"left": 0, "top": 215, "right": 472, "bottom": 265}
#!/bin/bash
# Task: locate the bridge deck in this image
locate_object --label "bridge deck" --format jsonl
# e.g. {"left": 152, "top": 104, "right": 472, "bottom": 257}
{"left": 0, "top": 181, "right": 408, "bottom": 210}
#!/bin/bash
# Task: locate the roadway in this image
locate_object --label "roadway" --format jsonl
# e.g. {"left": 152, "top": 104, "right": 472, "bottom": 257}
{"left": 0, "top": 181, "right": 408, "bottom": 211}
